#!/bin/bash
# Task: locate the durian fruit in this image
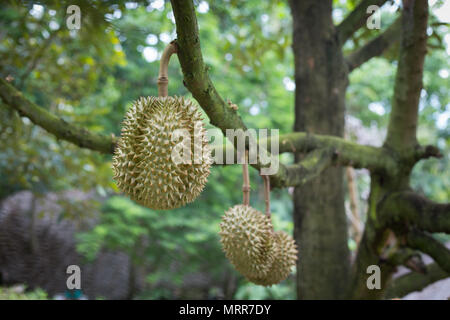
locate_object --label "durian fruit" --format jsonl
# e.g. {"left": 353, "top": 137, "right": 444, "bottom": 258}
{"left": 219, "top": 204, "right": 275, "bottom": 278}
{"left": 248, "top": 231, "right": 298, "bottom": 286}
{"left": 112, "top": 96, "right": 212, "bottom": 210}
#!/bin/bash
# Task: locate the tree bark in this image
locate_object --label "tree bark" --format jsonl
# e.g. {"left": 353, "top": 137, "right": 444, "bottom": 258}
{"left": 289, "top": 0, "right": 350, "bottom": 299}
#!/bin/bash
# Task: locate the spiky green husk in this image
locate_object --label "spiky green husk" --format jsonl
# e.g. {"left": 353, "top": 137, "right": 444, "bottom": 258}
{"left": 219, "top": 205, "right": 275, "bottom": 278}
{"left": 112, "top": 96, "right": 212, "bottom": 210}
{"left": 248, "top": 231, "right": 298, "bottom": 286}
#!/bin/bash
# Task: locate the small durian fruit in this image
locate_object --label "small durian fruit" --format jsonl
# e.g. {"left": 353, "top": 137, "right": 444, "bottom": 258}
{"left": 248, "top": 231, "right": 298, "bottom": 286}
{"left": 219, "top": 204, "right": 275, "bottom": 278}
{"left": 112, "top": 96, "right": 212, "bottom": 210}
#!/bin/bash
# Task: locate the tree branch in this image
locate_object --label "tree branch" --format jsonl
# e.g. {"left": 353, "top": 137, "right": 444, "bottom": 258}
{"left": 4, "top": 73, "right": 440, "bottom": 189}
{"left": 169, "top": 0, "right": 406, "bottom": 189}
{"left": 219, "top": 131, "right": 399, "bottom": 172}
{"left": 385, "top": 263, "right": 449, "bottom": 299}
{"left": 19, "top": 26, "right": 61, "bottom": 86}
{"left": 414, "top": 144, "right": 443, "bottom": 161}
{"left": 2, "top": 74, "right": 400, "bottom": 182}
{"left": 336, "top": 0, "right": 388, "bottom": 44}
{"left": 0, "top": 78, "right": 116, "bottom": 154}
{"left": 405, "top": 230, "right": 450, "bottom": 274}
{"left": 346, "top": 18, "right": 401, "bottom": 72}
{"left": 380, "top": 191, "right": 450, "bottom": 234}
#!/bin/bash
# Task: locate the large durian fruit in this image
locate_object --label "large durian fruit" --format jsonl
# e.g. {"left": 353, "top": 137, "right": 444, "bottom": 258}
{"left": 247, "top": 231, "right": 298, "bottom": 286}
{"left": 219, "top": 204, "right": 275, "bottom": 278}
{"left": 112, "top": 96, "right": 212, "bottom": 210}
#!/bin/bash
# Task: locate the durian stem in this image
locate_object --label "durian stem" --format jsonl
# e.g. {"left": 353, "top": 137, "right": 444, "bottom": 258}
{"left": 242, "top": 150, "right": 250, "bottom": 206}
{"left": 261, "top": 173, "right": 271, "bottom": 219}
{"left": 157, "top": 41, "right": 178, "bottom": 97}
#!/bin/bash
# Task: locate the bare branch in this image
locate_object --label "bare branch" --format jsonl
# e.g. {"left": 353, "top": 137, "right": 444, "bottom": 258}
{"left": 346, "top": 18, "right": 401, "bottom": 72}
{"left": 336, "top": 0, "right": 388, "bottom": 44}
